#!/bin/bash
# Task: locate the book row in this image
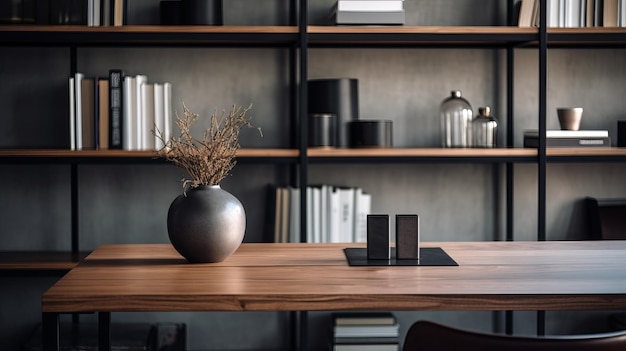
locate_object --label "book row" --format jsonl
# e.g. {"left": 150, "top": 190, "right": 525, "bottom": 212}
{"left": 273, "top": 185, "right": 372, "bottom": 244}
{"left": 332, "top": 313, "right": 400, "bottom": 351}
{"left": 518, "top": 0, "right": 626, "bottom": 27}
{"left": 69, "top": 70, "right": 173, "bottom": 151}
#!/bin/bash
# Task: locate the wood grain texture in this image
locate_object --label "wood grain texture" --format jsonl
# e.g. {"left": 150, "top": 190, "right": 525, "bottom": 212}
{"left": 42, "top": 242, "right": 626, "bottom": 313}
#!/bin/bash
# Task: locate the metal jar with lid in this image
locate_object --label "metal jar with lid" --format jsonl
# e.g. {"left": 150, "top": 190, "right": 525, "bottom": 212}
{"left": 471, "top": 106, "right": 498, "bottom": 148}
{"left": 440, "top": 90, "right": 473, "bottom": 148}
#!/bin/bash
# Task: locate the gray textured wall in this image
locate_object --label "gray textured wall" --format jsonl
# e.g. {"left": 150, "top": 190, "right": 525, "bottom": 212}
{"left": 1, "top": 0, "right": 625, "bottom": 350}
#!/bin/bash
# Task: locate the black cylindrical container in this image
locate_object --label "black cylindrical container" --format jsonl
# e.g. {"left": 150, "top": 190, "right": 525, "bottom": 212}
{"left": 618, "top": 121, "right": 626, "bottom": 147}
{"left": 182, "top": 0, "right": 223, "bottom": 25}
{"left": 308, "top": 113, "right": 337, "bottom": 148}
{"left": 160, "top": 1, "right": 183, "bottom": 25}
{"left": 348, "top": 120, "right": 393, "bottom": 148}
{"left": 308, "top": 78, "right": 359, "bottom": 148}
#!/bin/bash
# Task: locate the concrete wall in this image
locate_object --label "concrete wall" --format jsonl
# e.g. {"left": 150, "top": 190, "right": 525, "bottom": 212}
{"left": 1, "top": 0, "right": 625, "bottom": 350}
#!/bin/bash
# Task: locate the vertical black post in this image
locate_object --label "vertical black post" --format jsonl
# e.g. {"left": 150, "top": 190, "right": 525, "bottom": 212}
{"left": 42, "top": 312, "right": 60, "bottom": 351}
{"left": 98, "top": 312, "right": 112, "bottom": 351}
{"left": 71, "top": 163, "right": 79, "bottom": 256}
{"left": 505, "top": 0, "right": 516, "bottom": 336}
{"left": 295, "top": 1, "right": 309, "bottom": 350}
{"left": 298, "top": 0, "right": 309, "bottom": 244}
{"left": 534, "top": 0, "right": 549, "bottom": 339}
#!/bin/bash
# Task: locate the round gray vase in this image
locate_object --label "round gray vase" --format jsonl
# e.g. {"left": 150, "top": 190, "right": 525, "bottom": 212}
{"left": 167, "top": 185, "right": 246, "bottom": 263}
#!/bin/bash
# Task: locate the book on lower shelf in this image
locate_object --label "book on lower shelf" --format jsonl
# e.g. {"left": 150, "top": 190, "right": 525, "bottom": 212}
{"left": 332, "top": 312, "right": 400, "bottom": 351}
{"left": 523, "top": 129, "right": 611, "bottom": 148}
{"left": 334, "top": 0, "right": 405, "bottom": 25}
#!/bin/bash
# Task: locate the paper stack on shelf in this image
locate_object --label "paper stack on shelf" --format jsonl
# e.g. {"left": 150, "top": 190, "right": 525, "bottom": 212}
{"left": 523, "top": 130, "right": 611, "bottom": 148}
{"left": 335, "top": 0, "right": 405, "bottom": 25}
{"left": 331, "top": 312, "right": 400, "bottom": 351}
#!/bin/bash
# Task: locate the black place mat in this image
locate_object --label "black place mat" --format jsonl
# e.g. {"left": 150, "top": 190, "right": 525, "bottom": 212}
{"left": 344, "top": 247, "right": 458, "bottom": 266}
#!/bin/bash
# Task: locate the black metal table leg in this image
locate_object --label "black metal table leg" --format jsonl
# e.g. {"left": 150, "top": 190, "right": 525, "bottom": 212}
{"left": 98, "top": 312, "right": 111, "bottom": 351}
{"left": 42, "top": 312, "right": 59, "bottom": 351}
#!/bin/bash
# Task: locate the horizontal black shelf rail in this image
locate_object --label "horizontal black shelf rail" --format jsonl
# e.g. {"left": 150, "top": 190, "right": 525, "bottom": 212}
{"left": 308, "top": 33, "right": 539, "bottom": 48}
{"left": 547, "top": 155, "right": 626, "bottom": 163}
{"left": 0, "top": 27, "right": 300, "bottom": 48}
{"left": 0, "top": 155, "right": 299, "bottom": 165}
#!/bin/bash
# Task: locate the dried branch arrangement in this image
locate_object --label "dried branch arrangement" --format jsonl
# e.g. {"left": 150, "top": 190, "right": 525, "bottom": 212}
{"left": 155, "top": 103, "right": 260, "bottom": 189}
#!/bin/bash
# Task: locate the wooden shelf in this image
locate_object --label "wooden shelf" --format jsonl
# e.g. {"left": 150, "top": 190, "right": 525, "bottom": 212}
{"left": 0, "top": 251, "right": 88, "bottom": 272}
{"left": 0, "top": 148, "right": 299, "bottom": 163}
{"left": 307, "top": 147, "right": 537, "bottom": 163}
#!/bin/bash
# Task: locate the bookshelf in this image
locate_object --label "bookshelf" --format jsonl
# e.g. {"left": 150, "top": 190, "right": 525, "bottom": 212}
{"left": 0, "top": 0, "right": 623, "bottom": 272}
{"left": 0, "top": 0, "right": 625, "bottom": 349}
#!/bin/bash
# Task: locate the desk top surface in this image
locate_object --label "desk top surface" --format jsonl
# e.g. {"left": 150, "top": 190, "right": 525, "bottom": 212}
{"left": 42, "top": 241, "right": 626, "bottom": 313}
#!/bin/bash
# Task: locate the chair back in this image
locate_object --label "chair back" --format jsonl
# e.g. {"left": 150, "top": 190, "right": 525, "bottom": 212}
{"left": 403, "top": 321, "right": 626, "bottom": 351}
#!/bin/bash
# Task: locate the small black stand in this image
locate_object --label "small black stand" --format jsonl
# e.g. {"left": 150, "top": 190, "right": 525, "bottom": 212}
{"left": 344, "top": 247, "right": 458, "bottom": 267}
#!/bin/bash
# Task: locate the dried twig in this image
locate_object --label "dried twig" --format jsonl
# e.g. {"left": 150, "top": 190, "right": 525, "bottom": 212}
{"left": 155, "top": 103, "right": 260, "bottom": 188}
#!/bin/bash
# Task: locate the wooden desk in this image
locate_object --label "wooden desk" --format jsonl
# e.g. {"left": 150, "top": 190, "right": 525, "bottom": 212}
{"left": 42, "top": 241, "right": 626, "bottom": 350}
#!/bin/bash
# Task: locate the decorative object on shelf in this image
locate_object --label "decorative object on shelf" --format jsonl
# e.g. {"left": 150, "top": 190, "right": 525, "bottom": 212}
{"left": 0, "top": 0, "right": 35, "bottom": 24}
{"left": 182, "top": 0, "right": 223, "bottom": 25}
{"left": 440, "top": 90, "right": 473, "bottom": 148}
{"left": 308, "top": 113, "right": 337, "bottom": 148}
{"left": 49, "top": 0, "right": 86, "bottom": 25}
{"left": 348, "top": 120, "right": 393, "bottom": 148}
{"left": 557, "top": 107, "right": 583, "bottom": 131}
{"left": 156, "top": 103, "right": 260, "bottom": 263}
{"left": 618, "top": 121, "right": 626, "bottom": 147}
{"left": 471, "top": 106, "right": 498, "bottom": 148}
{"left": 160, "top": 0, "right": 183, "bottom": 25}
{"left": 308, "top": 78, "right": 359, "bottom": 148}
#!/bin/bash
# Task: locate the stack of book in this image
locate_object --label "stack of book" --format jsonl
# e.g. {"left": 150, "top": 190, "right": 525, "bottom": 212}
{"left": 335, "top": 0, "right": 405, "bottom": 25}
{"left": 517, "top": 0, "right": 626, "bottom": 28}
{"left": 69, "top": 70, "right": 173, "bottom": 151}
{"left": 331, "top": 312, "right": 400, "bottom": 351}
{"left": 272, "top": 185, "right": 372, "bottom": 244}
{"left": 523, "top": 130, "right": 611, "bottom": 148}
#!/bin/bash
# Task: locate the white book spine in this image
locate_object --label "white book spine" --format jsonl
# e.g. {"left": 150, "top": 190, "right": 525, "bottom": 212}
{"left": 74, "top": 73, "right": 84, "bottom": 150}
{"left": 353, "top": 189, "right": 371, "bottom": 243}
{"left": 312, "top": 187, "right": 321, "bottom": 243}
{"left": 123, "top": 76, "right": 135, "bottom": 150}
{"left": 140, "top": 82, "right": 155, "bottom": 151}
{"left": 134, "top": 75, "right": 147, "bottom": 149}
{"left": 328, "top": 187, "right": 341, "bottom": 243}
{"left": 153, "top": 83, "right": 165, "bottom": 150}
{"left": 548, "top": 0, "right": 561, "bottom": 27}
{"left": 163, "top": 82, "right": 173, "bottom": 145}
{"left": 338, "top": 187, "right": 355, "bottom": 242}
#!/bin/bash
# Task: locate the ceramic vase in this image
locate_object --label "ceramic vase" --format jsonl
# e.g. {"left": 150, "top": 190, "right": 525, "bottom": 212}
{"left": 167, "top": 185, "right": 245, "bottom": 263}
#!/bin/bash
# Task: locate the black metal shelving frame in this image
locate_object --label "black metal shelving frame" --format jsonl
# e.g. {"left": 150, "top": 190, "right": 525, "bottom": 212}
{"left": 1, "top": 0, "right": 626, "bottom": 348}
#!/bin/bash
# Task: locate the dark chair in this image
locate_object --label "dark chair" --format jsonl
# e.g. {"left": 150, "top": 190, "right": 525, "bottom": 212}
{"left": 585, "top": 197, "right": 626, "bottom": 240}
{"left": 403, "top": 321, "right": 626, "bottom": 351}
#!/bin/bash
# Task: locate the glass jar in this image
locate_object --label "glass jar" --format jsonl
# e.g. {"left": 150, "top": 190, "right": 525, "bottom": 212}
{"left": 471, "top": 106, "right": 498, "bottom": 148}
{"left": 440, "top": 90, "right": 473, "bottom": 148}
